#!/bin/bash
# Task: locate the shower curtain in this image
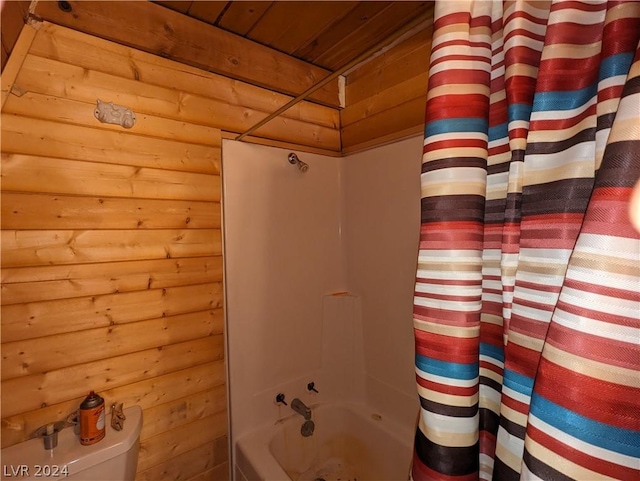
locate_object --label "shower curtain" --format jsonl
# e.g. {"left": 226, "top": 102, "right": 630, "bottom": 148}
{"left": 412, "top": 1, "right": 640, "bottom": 480}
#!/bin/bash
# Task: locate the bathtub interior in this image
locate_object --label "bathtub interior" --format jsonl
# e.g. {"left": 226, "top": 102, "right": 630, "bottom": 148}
{"left": 237, "top": 403, "right": 413, "bottom": 481}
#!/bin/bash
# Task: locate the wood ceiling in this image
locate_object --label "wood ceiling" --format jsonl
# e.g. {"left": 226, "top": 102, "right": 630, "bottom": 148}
{"left": 26, "top": 1, "right": 434, "bottom": 108}
{"left": 151, "top": 1, "right": 434, "bottom": 71}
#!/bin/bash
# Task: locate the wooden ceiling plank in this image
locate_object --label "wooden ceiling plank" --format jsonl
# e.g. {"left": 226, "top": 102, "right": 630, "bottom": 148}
{"left": 296, "top": 1, "right": 392, "bottom": 65}
{"left": 244, "top": 1, "right": 295, "bottom": 46}
{"left": 186, "top": 1, "right": 230, "bottom": 25}
{"left": 217, "top": 1, "right": 273, "bottom": 36}
{"left": 315, "top": 1, "right": 434, "bottom": 70}
{"left": 236, "top": 6, "right": 434, "bottom": 142}
{"left": 153, "top": 1, "right": 194, "bottom": 14}
{"left": 290, "top": 2, "right": 360, "bottom": 58}
{"left": 1, "top": 45, "right": 8, "bottom": 72}
{"left": 32, "top": 0, "right": 340, "bottom": 107}
{"left": 246, "top": 1, "right": 357, "bottom": 56}
{"left": 1, "top": 0, "right": 29, "bottom": 54}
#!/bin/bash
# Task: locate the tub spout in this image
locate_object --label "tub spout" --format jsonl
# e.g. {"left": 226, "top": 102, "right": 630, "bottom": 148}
{"left": 291, "top": 398, "right": 311, "bottom": 420}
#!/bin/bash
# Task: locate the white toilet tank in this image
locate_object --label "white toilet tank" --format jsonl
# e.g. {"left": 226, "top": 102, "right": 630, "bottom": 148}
{"left": 1, "top": 405, "right": 143, "bottom": 481}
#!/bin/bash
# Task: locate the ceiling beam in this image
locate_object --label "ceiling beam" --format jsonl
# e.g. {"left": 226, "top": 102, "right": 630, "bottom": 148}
{"left": 31, "top": 0, "right": 341, "bottom": 107}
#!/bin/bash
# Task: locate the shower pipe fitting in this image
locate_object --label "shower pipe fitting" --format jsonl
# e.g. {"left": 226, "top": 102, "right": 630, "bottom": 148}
{"left": 288, "top": 152, "right": 309, "bottom": 173}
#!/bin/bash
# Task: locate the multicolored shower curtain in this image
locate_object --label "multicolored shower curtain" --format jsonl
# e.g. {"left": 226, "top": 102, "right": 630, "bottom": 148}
{"left": 412, "top": 1, "right": 640, "bottom": 479}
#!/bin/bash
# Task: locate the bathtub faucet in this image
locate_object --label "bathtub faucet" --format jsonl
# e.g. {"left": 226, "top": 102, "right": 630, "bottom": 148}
{"left": 291, "top": 398, "right": 311, "bottom": 420}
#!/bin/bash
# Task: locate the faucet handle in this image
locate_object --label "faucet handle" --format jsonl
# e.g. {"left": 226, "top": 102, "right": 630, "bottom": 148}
{"left": 307, "top": 382, "right": 319, "bottom": 393}
{"left": 275, "top": 393, "right": 288, "bottom": 406}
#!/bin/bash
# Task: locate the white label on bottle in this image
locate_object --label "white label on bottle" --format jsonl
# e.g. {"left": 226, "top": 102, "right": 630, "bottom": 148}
{"left": 96, "top": 408, "right": 105, "bottom": 430}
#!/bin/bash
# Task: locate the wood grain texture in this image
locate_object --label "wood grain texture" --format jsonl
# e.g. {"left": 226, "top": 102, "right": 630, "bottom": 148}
{"left": 340, "top": 21, "right": 431, "bottom": 153}
{"left": 341, "top": 73, "right": 429, "bottom": 128}
{"left": 4, "top": 91, "right": 223, "bottom": 147}
{"left": 1, "top": 336, "right": 224, "bottom": 417}
{"left": 1, "top": 24, "right": 36, "bottom": 109}
{"left": 154, "top": 1, "right": 195, "bottom": 14}
{"left": 1, "top": 361, "right": 226, "bottom": 449}
{"left": 1, "top": 153, "right": 221, "bottom": 202}
{"left": 0, "top": 1, "right": 28, "bottom": 54}
{"left": 187, "top": 1, "right": 229, "bottom": 24}
{"left": 140, "top": 386, "right": 227, "bottom": 441}
{"left": 10, "top": 54, "right": 339, "bottom": 148}
{"left": 137, "top": 411, "right": 228, "bottom": 472}
{"left": 28, "top": 25, "right": 340, "bottom": 132}
{"left": 1, "top": 256, "right": 223, "bottom": 305}
{"left": 1, "top": 23, "right": 229, "bottom": 479}
{"left": 341, "top": 96, "right": 426, "bottom": 152}
{"left": 2, "top": 309, "right": 224, "bottom": 380}
{"left": 135, "top": 436, "right": 227, "bottom": 481}
{"left": 294, "top": 2, "right": 390, "bottom": 64}
{"left": 33, "top": 1, "right": 340, "bottom": 107}
{"left": 1, "top": 229, "right": 222, "bottom": 268}
{"left": 1, "top": 193, "right": 220, "bottom": 231}
{"left": 313, "top": 1, "right": 432, "bottom": 69}
{"left": 1, "top": 118, "right": 221, "bottom": 175}
{"left": 1, "top": 44, "right": 8, "bottom": 71}
{"left": 2, "top": 282, "right": 223, "bottom": 342}
{"left": 217, "top": 1, "right": 272, "bottom": 35}
{"left": 344, "top": 25, "right": 432, "bottom": 89}
{"left": 184, "top": 462, "right": 230, "bottom": 481}
{"left": 247, "top": 2, "right": 356, "bottom": 55}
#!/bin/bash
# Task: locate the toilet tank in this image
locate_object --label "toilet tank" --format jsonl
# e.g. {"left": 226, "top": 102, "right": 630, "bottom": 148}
{"left": 1, "top": 405, "right": 143, "bottom": 481}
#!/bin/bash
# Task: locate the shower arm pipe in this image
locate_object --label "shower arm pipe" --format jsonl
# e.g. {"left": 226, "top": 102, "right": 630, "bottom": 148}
{"left": 235, "top": 7, "right": 434, "bottom": 142}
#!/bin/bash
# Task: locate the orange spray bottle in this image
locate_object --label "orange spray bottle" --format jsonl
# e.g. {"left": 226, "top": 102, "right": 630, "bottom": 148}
{"left": 79, "top": 391, "right": 106, "bottom": 445}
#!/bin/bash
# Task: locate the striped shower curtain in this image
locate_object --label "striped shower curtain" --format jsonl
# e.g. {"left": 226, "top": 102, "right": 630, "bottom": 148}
{"left": 412, "top": 1, "right": 640, "bottom": 480}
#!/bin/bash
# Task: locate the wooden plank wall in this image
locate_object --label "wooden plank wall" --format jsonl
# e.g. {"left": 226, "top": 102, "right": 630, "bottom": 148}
{"left": 340, "top": 25, "right": 433, "bottom": 154}
{"left": 0, "top": 22, "right": 338, "bottom": 481}
{"left": 0, "top": 1, "right": 30, "bottom": 72}
{"left": 32, "top": 0, "right": 341, "bottom": 108}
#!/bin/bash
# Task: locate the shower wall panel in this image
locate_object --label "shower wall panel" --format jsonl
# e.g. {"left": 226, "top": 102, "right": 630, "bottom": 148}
{"left": 344, "top": 136, "right": 423, "bottom": 430}
{"left": 224, "top": 135, "right": 423, "bottom": 453}
{"left": 222, "top": 139, "right": 345, "bottom": 443}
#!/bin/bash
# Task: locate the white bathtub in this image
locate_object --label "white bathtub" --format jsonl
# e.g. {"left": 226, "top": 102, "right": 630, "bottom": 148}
{"left": 235, "top": 403, "right": 413, "bottom": 481}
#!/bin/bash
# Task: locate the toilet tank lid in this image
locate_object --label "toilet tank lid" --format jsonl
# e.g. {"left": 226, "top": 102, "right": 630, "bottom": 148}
{"left": 1, "top": 405, "right": 143, "bottom": 478}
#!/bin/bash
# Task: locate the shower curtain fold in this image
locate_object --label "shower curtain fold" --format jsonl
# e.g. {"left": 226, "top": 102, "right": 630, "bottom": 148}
{"left": 412, "top": 1, "right": 640, "bottom": 480}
